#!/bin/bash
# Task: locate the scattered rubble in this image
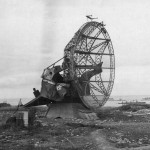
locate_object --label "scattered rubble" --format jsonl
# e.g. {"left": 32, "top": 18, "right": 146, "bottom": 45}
{"left": 1, "top": 105, "right": 150, "bottom": 149}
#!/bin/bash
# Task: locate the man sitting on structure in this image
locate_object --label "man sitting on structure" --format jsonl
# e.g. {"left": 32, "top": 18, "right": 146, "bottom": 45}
{"left": 33, "top": 88, "right": 40, "bottom": 98}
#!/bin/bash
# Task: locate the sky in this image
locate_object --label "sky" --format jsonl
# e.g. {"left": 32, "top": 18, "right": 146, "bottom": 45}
{"left": 0, "top": 0, "right": 150, "bottom": 100}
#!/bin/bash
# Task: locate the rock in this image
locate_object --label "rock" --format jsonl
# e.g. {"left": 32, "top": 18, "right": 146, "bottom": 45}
{"left": 41, "top": 122, "right": 48, "bottom": 126}
{"left": 49, "top": 147, "right": 59, "bottom": 150}
{"left": 138, "top": 141, "right": 142, "bottom": 145}
{"left": 34, "top": 143, "right": 38, "bottom": 147}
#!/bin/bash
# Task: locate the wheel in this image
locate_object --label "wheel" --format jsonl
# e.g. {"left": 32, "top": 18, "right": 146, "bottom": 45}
{"left": 64, "top": 21, "right": 115, "bottom": 109}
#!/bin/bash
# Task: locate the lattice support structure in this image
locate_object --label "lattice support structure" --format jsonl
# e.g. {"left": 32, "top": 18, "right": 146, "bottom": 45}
{"left": 64, "top": 21, "right": 115, "bottom": 109}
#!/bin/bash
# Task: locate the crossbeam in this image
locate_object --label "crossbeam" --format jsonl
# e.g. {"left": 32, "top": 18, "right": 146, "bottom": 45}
{"left": 82, "top": 33, "right": 110, "bottom": 41}
{"left": 75, "top": 50, "right": 114, "bottom": 56}
{"left": 76, "top": 65, "right": 114, "bottom": 69}
{"left": 82, "top": 81, "right": 114, "bottom": 83}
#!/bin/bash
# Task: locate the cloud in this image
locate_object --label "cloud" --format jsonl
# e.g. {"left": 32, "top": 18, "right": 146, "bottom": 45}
{"left": 0, "top": 0, "right": 150, "bottom": 98}
{"left": 0, "top": 71, "right": 41, "bottom": 89}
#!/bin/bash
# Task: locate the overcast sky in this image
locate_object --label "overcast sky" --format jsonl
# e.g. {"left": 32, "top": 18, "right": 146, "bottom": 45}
{"left": 0, "top": 0, "right": 150, "bottom": 100}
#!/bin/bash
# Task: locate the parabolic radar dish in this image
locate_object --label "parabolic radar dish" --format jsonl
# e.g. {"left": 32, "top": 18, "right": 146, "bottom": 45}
{"left": 64, "top": 21, "right": 115, "bottom": 109}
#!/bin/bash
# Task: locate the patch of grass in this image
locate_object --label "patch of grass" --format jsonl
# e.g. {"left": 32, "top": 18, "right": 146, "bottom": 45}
{"left": 104, "top": 123, "right": 150, "bottom": 148}
{"left": 97, "top": 106, "right": 150, "bottom": 122}
{"left": 119, "top": 104, "right": 150, "bottom": 112}
{"left": 97, "top": 108, "right": 132, "bottom": 122}
{"left": 66, "top": 122, "right": 103, "bottom": 129}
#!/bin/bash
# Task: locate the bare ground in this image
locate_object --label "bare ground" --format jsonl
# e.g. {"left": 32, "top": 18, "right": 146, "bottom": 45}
{"left": 0, "top": 118, "right": 98, "bottom": 150}
{"left": 1, "top": 105, "right": 150, "bottom": 150}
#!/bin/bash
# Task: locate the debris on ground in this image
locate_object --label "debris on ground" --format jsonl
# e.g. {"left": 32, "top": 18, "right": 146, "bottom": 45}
{"left": 0, "top": 118, "right": 97, "bottom": 150}
{"left": 1, "top": 105, "right": 150, "bottom": 149}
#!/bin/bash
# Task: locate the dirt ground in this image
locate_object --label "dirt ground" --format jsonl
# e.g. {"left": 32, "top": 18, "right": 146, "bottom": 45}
{"left": 0, "top": 118, "right": 99, "bottom": 150}
{"left": 1, "top": 105, "right": 150, "bottom": 150}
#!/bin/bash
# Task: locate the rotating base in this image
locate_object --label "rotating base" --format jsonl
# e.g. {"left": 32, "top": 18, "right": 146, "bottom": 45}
{"left": 46, "top": 103, "right": 98, "bottom": 120}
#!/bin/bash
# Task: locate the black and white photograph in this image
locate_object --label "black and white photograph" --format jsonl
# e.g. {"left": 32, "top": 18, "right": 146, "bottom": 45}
{"left": 0, "top": 0, "right": 150, "bottom": 149}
